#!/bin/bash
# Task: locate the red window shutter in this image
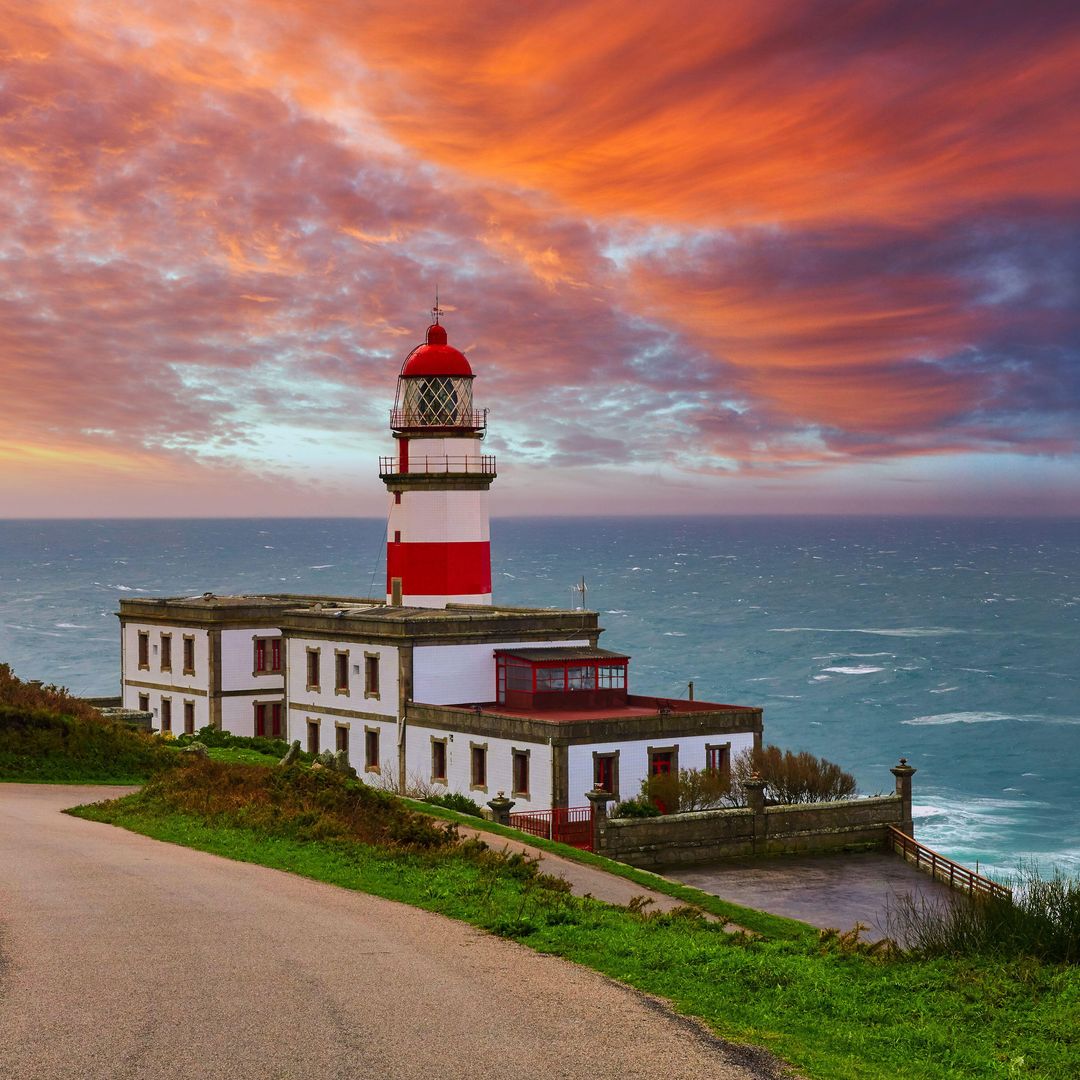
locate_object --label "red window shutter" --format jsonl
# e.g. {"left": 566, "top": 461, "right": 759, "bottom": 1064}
{"left": 271, "top": 703, "right": 282, "bottom": 738}
{"left": 271, "top": 638, "right": 281, "bottom": 672}
{"left": 255, "top": 639, "right": 266, "bottom": 672}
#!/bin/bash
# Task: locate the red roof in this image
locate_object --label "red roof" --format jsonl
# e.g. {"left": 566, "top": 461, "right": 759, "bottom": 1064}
{"left": 400, "top": 323, "right": 473, "bottom": 377}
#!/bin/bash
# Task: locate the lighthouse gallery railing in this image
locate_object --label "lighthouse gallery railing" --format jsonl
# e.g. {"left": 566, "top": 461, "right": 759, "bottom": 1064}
{"left": 378, "top": 455, "right": 496, "bottom": 475}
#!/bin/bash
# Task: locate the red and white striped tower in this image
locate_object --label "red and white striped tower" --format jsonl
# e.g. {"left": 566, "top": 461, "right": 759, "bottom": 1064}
{"left": 379, "top": 313, "right": 496, "bottom": 607}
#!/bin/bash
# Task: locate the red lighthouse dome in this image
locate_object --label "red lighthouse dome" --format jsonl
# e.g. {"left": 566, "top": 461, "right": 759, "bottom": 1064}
{"left": 392, "top": 320, "right": 482, "bottom": 433}
{"left": 400, "top": 323, "right": 473, "bottom": 377}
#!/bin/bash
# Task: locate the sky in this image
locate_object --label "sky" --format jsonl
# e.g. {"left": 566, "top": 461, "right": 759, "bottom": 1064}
{"left": 2, "top": 1, "right": 1079, "bottom": 518}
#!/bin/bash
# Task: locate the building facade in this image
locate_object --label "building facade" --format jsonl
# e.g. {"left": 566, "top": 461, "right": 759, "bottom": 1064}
{"left": 118, "top": 317, "right": 763, "bottom": 810}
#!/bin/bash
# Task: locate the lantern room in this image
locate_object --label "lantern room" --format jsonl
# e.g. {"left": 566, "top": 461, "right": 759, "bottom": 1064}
{"left": 495, "top": 647, "right": 630, "bottom": 710}
{"left": 391, "top": 323, "right": 485, "bottom": 432}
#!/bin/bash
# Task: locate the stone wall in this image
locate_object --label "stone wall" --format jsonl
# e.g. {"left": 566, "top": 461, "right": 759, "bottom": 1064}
{"left": 592, "top": 759, "right": 916, "bottom": 869}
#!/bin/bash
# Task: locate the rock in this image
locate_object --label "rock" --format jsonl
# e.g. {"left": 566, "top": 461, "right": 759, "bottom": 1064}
{"left": 180, "top": 741, "right": 209, "bottom": 758}
{"left": 279, "top": 740, "right": 301, "bottom": 766}
{"left": 310, "top": 762, "right": 325, "bottom": 771}
{"left": 317, "top": 749, "right": 336, "bottom": 768}
{"left": 333, "top": 750, "right": 358, "bottom": 779}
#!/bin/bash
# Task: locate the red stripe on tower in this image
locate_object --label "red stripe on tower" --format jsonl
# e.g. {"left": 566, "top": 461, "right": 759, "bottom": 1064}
{"left": 377, "top": 312, "right": 497, "bottom": 608}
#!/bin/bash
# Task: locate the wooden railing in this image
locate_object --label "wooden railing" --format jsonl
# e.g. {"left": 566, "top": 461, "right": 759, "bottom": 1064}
{"left": 888, "top": 827, "right": 1011, "bottom": 900}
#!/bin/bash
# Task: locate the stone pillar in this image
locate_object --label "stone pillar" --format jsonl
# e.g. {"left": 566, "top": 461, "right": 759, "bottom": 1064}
{"left": 743, "top": 773, "right": 767, "bottom": 855}
{"left": 487, "top": 792, "right": 515, "bottom": 827}
{"left": 585, "top": 788, "right": 612, "bottom": 855}
{"left": 890, "top": 758, "right": 917, "bottom": 837}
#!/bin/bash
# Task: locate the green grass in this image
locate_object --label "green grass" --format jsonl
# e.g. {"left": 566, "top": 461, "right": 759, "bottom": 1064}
{"left": 399, "top": 794, "right": 810, "bottom": 940}
{"left": 203, "top": 746, "right": 282, "bottom": 766}
{"left": 69, "top": 772, "right": 1080, "bottom": 1080}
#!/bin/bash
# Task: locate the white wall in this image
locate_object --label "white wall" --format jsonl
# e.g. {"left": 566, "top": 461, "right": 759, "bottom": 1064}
{"left": 391, "top": 489, "right": 490, "bottom": 544}
{"left": 412, "top": 639, "right": 590, "bottom": 705}
{"left": 403, "top": 725, "right": 551, "bottom": 809}
{"left": 221, "top": 627, "right": 283, "bottom": 693}
{"left": 405, "top": 437, "right": 484, "bottom": 470}
{"left": 286, "top": 636, "right": 399, "bottom": 719}
{"left": 121, "top": 684, "right": 210, "bottom": 735}
{"left": 293, "top": 709, "right": 399, "bottom": 789}
{"left": 566, "top": 730, "right": 756, "bottom": 806}
{"left": 121, "top": 621, "right": 211, "bottom": 696}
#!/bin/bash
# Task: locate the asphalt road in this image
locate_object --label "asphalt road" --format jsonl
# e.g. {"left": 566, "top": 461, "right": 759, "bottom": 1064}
{"left": 0, "top": 785, "right": 788, "bottom": 1080}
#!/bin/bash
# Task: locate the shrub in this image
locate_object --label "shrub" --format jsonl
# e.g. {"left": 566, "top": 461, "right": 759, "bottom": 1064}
{"left": 639, "top": 766, "right": 732, "bottom": 814}
{"left": 731, "top": 744, "right": 857, "bottom": 805}
{"left": 139, "top": 759, "right": 459, "bottom": 851}
{"left": 611, "top": 797, "right": 661, "bottom": 818}
{"left": 0, "top": 702, "right": 179, "bottom": 782}
{"left": 0, "top": 663, "right": 103, "bottom": 724}
{"left": 887, "top": 863, "right": 1080, "bottom": 964}
{"left": 423, "top": 792, "right": 485, "bottom": 818}
{"left": 175, "top": 726, "right": 303, "bottom": 761}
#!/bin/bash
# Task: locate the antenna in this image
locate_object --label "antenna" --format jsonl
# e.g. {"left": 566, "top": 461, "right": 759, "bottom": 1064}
{"left": 432, "top": 285, "right": 443, "bottom": 325}
{"left": 570, "top": 575, "right": 588, "bottom": 611}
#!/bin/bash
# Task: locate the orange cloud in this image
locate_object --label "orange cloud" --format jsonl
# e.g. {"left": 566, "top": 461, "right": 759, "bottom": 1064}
{"left": 0, "top": 0, "right": 1076, "bottom": 514}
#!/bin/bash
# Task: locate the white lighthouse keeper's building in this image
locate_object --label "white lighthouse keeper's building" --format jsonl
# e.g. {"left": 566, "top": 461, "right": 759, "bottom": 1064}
{"left": 117, "top": 313, "right": 763, "bottom": 815}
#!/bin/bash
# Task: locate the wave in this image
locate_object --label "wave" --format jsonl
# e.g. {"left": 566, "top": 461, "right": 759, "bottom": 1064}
{"left": 770, "top": 626, "right": 964, "bottom": 637}
{"left": 929, "top": 686, "right": 960, "bottom": 694}
{"left": 663, "top": 631, "right": 687, "bottom": 637}
{"left": 821, "top": 665, "right": 885, "bottom": 675}
{"left": 54, "top": 622, "right": 89, "bottom": 629}
{"left": 813, "top": 651, "right": 894, "bottom": 660}
{"left": 309, "top": 564, "right": 334, "bottom": 569}
{"left": 903, "top": 711, "right": 1080, "bottom": 726}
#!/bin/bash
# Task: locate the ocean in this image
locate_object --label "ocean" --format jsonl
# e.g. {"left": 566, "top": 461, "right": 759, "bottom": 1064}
{"left": 1, "top": 515, "right": 1077, "bottom": 878}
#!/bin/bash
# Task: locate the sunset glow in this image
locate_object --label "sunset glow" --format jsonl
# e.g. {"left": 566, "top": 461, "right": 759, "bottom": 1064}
{"left": 2, "top": 1, "right": 1078, "bottom": 516}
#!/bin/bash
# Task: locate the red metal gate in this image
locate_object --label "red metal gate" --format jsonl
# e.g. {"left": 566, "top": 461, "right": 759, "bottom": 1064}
{"left": 509, "top": 806, "right": 593, "bottom": 851}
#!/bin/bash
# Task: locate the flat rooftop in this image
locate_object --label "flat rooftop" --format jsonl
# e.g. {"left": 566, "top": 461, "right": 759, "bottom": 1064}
{"left": 452, "top": 695, "right": 760, "bottom": 724}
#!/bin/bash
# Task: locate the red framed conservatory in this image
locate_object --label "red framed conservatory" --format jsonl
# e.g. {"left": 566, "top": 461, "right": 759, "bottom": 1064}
{"left": 495, "top": 647, "right": 630, "bottom": 711}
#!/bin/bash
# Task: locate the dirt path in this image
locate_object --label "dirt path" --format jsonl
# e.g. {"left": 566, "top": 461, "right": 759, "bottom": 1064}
{"left": 0, "top": 784, "right": 788, "bottom": 1080}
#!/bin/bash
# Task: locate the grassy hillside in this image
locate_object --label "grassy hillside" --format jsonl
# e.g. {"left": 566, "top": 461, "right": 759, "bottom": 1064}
{"left": 0, "top": 664, "right": 177, "bottom": 783}
{"left": 73, "top": 762, "right": 1080, "bottom": 1080}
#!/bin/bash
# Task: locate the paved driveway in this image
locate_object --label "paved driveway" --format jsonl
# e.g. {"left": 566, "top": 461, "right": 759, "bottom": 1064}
{"left": 0, "top": 785, "right": 787, "bottom": 1080}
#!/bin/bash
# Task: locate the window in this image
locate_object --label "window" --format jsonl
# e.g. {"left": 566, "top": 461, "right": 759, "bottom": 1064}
{"left": 431, "top": 739, "right": 447, "bottom": 783}
{"left": 254, "top": 636, "right": 282, "bottom": 674}
{"left": 470, "top": 744, "right": 487, "bottom": 790}
{"left": 307, "top": 720, "right": 320, "bottom": 756}
{"left": 182, "top": 635, "right": 196, "bottom": 675}
{"left": 365, "top": 728, "right": 379, "bottom": 773}
{"left": 535, "top": 667, "right": 564, "bottom": 691}
{"left": 512, "top": 749, "right": 530, "bottom": 797}
{"left": 593, "top": 752, "right": 618, "bottom": 797}
{"left": 160, "top": 633, "right": 172, "bottom": 672}
{"left": 393, "top": 530, "right": 401, "bottom": 543}
{"left": 705, "top": 743, "right": 730, "bottom": 778}
{"left": 364, "top": 653, "right": 380, "bottom": 699}
{"left": 567, "top": 666, "right": 595, "bottom": 690}
{"left": 394, "top": 492, "right": 401, "bottom": 505}
{"left": 505, "top": 662, "right": 532, "bottom": 691}
{"left": 160, "top": 697, "right": 172, "bottom": 733}
{"left": 335, "top": 651, "right": 350, "bottom": 694}
{"left": 138, "top": 693, "right": 149, "bottom": 712}
{"left": 336, "top": 724, "right": 350, "bottom": 755}
{"left": 183, "top": 700, "right": 195, "bottom": 735}
{"left": 306, "top": 648, "right": 320, "bottom": 691}
{"left": 597, "top": 664, "right": 626, "bottom": 689}
{"left": 137, "top": 631, "right": 149, "bottom": 670}
{"left": 255, "top": 702, "right": 283, "bottom": 738}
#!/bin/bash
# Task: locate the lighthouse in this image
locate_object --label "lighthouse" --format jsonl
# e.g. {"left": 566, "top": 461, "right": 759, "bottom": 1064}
{"left": 379, "top": 313, "right": 496, "bottom": 607}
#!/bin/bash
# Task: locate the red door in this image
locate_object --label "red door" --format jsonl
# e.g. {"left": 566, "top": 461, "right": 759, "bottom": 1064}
{"left": 271, "top": 703, "right": 282, "bottom": 738}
